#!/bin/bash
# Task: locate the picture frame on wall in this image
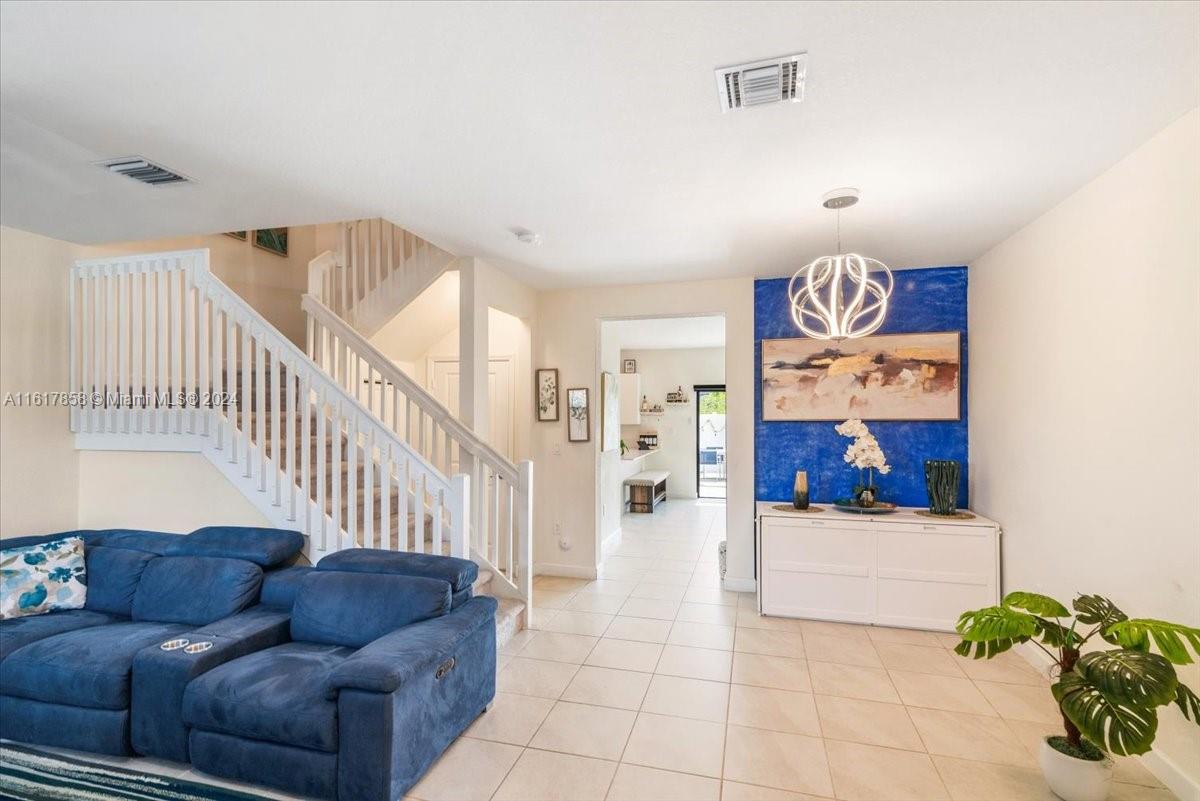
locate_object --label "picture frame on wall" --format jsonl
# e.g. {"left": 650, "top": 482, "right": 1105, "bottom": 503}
{"left": 224, "top": 231, "right": 247, "bottom": 240}
{"left": 600, "top": 371, "right": 620, "bottom": 452}
{"left": 761, "top": 331, "right": 962, "bottom": 421}
{"left": 536, "top": 368, "right": 559, "bottom": 422}
{"left": 253, "top": 227, "right": 289, "bottom": 257}
{"left": 622, "top": 358, "right": 637, "bottom": 374}
{"left": 566, "top": 387, "right": 590, "bottom": 442}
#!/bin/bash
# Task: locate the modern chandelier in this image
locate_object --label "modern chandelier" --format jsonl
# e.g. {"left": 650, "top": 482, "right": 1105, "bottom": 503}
{"left": 788, "top": 189, "right": 893, "bottom": 341}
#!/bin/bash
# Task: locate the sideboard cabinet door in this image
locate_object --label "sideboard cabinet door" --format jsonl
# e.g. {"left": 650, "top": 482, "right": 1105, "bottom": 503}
{"left": 874, "top": 525, "right": 998, "bottom": 631}
{"left": 760, "top": 518, "right": 874, "bottom": 623}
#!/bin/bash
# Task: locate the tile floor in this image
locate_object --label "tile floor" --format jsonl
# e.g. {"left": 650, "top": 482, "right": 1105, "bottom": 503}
{"left": 411, "top": 500, "right": 1175, "bottom": 801}
{"left": 19, "top": 501, "right": 1177, "bottom": 801}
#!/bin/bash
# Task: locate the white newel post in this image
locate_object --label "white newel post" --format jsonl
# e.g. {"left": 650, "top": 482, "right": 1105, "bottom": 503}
{"left": 451, "top": 473, "right": 471, "bottom": 560}
{"left": 517, "top": 460, "right": 534, "bottom": 627}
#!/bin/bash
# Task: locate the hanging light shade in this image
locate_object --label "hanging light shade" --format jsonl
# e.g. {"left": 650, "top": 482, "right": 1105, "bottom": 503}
{"left": 788, "top": 189, "right": 893, "bottom": 341}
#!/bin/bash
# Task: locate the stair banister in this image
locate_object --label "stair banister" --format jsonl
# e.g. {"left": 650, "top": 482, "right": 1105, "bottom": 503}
{"left": 301, "top": 291, "right": 533, "bottom": 610}
{"left": 69, "top": 248, "right": 470, "bottom": 562}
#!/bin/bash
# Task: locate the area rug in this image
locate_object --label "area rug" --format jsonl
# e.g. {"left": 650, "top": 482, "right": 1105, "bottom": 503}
{"left": 0, "top": 743, "right": 272, "bottom": 800}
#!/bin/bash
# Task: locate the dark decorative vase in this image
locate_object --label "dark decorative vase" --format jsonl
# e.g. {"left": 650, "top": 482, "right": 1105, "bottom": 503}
{"left": 793, "top": 471, "right": 809, "bottom": 510}
{"left": 856, "top": 486, "right": 877, "bottom": 508}
{"left": 924, "top": 459, "right": 961, "bottom": 515}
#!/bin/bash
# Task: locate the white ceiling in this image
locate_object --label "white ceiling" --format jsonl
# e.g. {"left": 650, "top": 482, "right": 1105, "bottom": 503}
{"left": 609, "top": 316, "right": 726, "bottom": 351}
{"left": 2, "top": 2, "right": 1197, "bottom": 288}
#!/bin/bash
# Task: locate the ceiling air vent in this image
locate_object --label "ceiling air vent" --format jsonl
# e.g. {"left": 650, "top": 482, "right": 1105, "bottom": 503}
{"left": 97, "top": 156, "right": 190, "bottom": 186}
{"left": 715, "top": 54, "right": 807, "bottom": 113}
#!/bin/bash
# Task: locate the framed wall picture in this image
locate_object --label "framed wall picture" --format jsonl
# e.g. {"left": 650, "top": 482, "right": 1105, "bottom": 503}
{"left": 761, "top": 331, "right": 962, "bottom": 421}
{"left": 566, "top": 387, "right": 590, "bottom": 442}
{"left": 622, "top": 358, "right": 637, "bottom": 374}
{"left": 224, "top": 231, "right": 247, "bottom": 240}
{"left": 536, "top": 368, "right": 559, "bottom": 422}
{"left": 600, "top": 371, "right": 620, "bottom": 451}
{"left": 253, "top": 227, "right": 289, "bottom": 257}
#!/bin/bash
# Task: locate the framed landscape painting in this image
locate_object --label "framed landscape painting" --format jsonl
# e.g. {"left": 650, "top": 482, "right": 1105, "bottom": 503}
{"left": 253, "top": 227, "right": 288, "bottom": 257}
{"left": 761, "top": 332, "right": 961, "bottom": 421}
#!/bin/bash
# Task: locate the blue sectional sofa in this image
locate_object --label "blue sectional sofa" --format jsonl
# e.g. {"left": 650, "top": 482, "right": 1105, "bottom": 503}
{"left": 0, "top": 531, "right": 497, "bottom": 801}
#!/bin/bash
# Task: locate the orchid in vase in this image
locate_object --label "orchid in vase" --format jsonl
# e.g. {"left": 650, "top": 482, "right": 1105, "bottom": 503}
{"left": 835, "top": 419, "right": 891, "bottom": 507}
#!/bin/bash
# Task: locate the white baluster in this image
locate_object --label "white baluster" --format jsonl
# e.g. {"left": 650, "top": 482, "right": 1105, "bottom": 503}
{"left": 271, "top": 349, "right": 281, "bottom": 505}
{"left": 347, "top": 411, "right": 357, "bottom": 546}
{"left": 380, "top": 441, "right": 391, "bottom": 551}
{"left": 286, "top": 358, "right": 296, "bottom": 520}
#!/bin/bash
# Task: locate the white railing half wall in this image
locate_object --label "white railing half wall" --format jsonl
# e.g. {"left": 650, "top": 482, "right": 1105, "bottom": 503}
{"left": 68, "top": 249, "right": 469, "bottom": 563}
{"left": 308, "top": 218, "right": 457, "bottom": 337}
{"left": 303, "top": 294, "right": 532, "bottom": 606}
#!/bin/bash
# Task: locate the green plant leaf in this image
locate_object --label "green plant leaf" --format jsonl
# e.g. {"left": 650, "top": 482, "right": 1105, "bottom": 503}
{"left": 1107, "top": 620, "right": 1200, "bottom": 665}
{"left": 1053, "top": 671, "right": 1158, "bottom": 756}
{"left": 954, "top": 637, "right": 1019, "bottom": 660}
{"left": 1075, "top": 650, "right": 1178, "bottom": 707}
{"left": 1175, "top": 683, "right": 1200, "bottom": 723}
{"left": 1004, "top": 591, "right": 1070, "bottom": 618}
{"left": 1034, "top": 617, "right": 1074, "bottom": 648}
{"left": 956, "top": 606, "right": 1037, "bottom": 643}
{"left": 1073, "top": 595, "right": 1128, "bottom": 629}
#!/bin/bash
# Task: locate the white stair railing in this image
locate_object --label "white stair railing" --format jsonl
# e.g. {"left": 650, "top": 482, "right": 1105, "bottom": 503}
{"left": 68, "top": 249, "right": 469, "bottom": 562}
{"left": 309, "top": 218, "right": 456, "bottom": 337}
{"left": 303, "top": 294, "right": 532, "bottom": 607}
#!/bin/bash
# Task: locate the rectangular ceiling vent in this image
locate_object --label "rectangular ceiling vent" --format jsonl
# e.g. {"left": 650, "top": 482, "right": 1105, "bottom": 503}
{"left": 715, "top": 54, "right": 807, "bottom": 113}
{"left": 97, "top": 156, "right": 190, "bottom": 186}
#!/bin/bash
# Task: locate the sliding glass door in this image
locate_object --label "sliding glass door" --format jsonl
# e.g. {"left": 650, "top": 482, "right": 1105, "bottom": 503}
{"left": 696, "top": 385, "right": 726, "bottom": 499}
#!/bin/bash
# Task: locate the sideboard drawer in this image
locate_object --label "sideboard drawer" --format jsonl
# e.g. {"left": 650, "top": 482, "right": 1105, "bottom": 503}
{"left": 760, "top": 520, "right": 873, "bottom": 623}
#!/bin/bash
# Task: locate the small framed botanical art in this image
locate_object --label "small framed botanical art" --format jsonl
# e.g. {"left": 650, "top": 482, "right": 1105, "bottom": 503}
{"left": 224, "top": 231, "right": 247, "bottom": 241}
{"left": 536, "top": 368, "right": 559, "bottom": 422}
{"left": 622, "top": 358, "right": 637, "bottom": 374}
{"left": 566, "top": 387, "right": 589, "bottom": 442}
{"left": 253, "top": 227, "right": 289, "bottom": 257}
{"left": 600, "top": 371, "right": 620, "bottom": 452}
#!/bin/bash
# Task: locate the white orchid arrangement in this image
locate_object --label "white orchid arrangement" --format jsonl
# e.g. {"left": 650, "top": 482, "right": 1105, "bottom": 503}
{"left": 835, "top": 419, "right": 890, "bottom": 500}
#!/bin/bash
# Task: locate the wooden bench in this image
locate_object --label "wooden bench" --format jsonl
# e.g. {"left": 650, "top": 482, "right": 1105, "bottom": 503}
{"left": 625, "top": 470, "right": 669, "bottom": 513}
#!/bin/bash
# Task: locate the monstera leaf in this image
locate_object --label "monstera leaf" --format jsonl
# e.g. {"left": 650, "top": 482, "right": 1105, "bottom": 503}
{"left": 1074, "top": 594, "right": 1128, "bottom": 630}
{"left": 954, "top": 606, "right": 1035, "bottom": 659}
{"left": 1054, "top": 670, "right": 1159, "bottom": 756}
{"left": 1175, "top": 684, "right": 1200, "bottom": 722}
{"left": 1033, "top": 616, "right": 1075, "bottom": 648}
{"left": 1076, "top": 650, "right": 1178, "bottom": 707}
{"left": 1107, "top": 620, "right": 1200, "bottom": 665}
{"left": 1004, "top": 591, "right": 1070, "bottom": 618}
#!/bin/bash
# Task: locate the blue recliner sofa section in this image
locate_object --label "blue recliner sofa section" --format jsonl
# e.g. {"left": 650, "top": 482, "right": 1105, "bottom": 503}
{"left": 0, "top": 533, "right": 497, "bottom": 801}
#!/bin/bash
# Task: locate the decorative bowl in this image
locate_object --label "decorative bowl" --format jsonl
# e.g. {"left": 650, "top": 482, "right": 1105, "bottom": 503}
{"left": 833, "top": 500, "right": 898, "bottom": 514}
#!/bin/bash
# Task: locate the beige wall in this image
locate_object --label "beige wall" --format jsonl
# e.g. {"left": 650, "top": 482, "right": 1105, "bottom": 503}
{"left": 533, "top": 280, "right": 754, "bottom": 585}
{"left": 83, "top": 226, "right": 321, "bottom": 346}
{"left": 0, "top": 226, "right": 81, "bottom": 538}
{"left": 970, "top": 108, "right": 1200, "bottom": 792}
{"left": 77, "top": 451, "right": 269, "bottom": 532}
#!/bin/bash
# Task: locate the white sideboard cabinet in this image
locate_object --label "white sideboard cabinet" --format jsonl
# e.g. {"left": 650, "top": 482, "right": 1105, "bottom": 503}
{"left": 756, "top": 502, "right": 1000, "bottom": 632}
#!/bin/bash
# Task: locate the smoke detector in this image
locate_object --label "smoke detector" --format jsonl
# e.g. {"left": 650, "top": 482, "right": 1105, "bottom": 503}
{"left": 96, "top": 156, "right": 190, "bottom": 186}
{"left": 715, "top": 54, "right": 807, "bottom": 113}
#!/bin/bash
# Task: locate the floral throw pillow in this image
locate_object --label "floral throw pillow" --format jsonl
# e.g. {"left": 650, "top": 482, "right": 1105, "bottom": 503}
{"left": 0, "top": 536, "right": 87, "bottom": 619}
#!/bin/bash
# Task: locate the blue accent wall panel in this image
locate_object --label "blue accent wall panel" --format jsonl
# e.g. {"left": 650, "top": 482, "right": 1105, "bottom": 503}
{"left": 754, "top": 266, "right": 968, "bottom": 508}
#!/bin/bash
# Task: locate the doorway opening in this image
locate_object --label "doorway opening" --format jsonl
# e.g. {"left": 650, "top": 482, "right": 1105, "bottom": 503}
{"left": 696, "top": 385, "right": 726, "bottom": 499}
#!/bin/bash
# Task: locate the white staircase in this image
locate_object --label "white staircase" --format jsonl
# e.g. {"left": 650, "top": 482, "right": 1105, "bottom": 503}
{"left": 68, "top": 247, "right": 531, "bottom": 640}
{"left": 310, "top": 218, "right": 457, "bottom": 338}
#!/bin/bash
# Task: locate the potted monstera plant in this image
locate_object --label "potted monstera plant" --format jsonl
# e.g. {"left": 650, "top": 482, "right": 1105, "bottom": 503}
{"left": 957, "top": 592, "right": 1200, "bottom": 801}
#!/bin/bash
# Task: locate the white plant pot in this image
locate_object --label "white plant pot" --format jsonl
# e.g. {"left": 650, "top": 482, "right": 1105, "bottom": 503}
{"left": 1039, "top": 736, "right": 1113, "bottom": 801}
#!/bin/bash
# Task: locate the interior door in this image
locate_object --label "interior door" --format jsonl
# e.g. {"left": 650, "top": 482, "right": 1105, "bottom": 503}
{"left": 427, "top": 357, "right": 515, "bottom": 467}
